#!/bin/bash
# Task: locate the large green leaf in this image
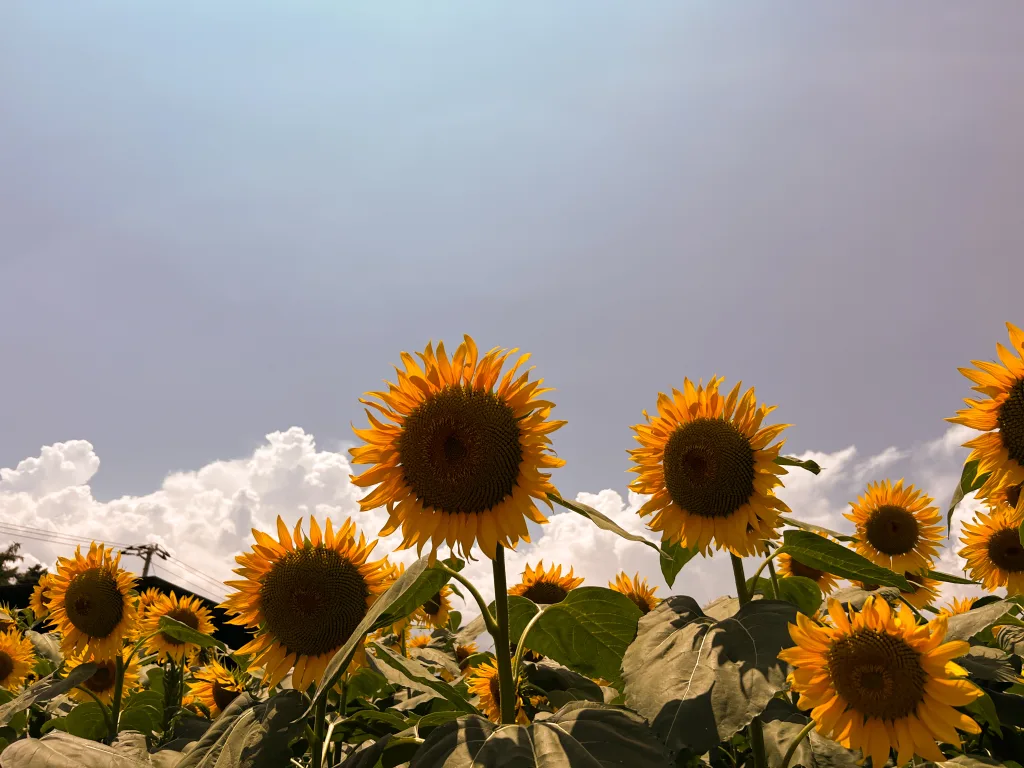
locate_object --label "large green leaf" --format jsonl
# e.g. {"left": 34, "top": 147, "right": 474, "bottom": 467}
{"left": 0, "top": 663, "right": 98, "bottom": 727}
{"left": 925, "top": 569, "right": 979, "bottom": 585}
{"left": 454, "top": 614, "right": 487, "bottom": 646}
{"left": 958, "top": 646, "right": 1020, "bottom": 684}
{"left": 621, "top": 595, "right": 798, "bottom": 754}
{"left": 173, "top": 691, "right": 306, "bottom": 768}
{"left": 939, "top": 757, "right": 1016, "bottom": 768}
{"left": 307, "top": 556, "right": 440, "bottom": 715}
{"left": 519, "top": 587, "right": 641, "bottom": 687}
{"left": 947, "top": 459, "right": 990, "bottom": 535}
{"left": 0, "top": 731, "right": 183, "bottom": 767}
{"left": 945, "top": 600, "right": 1015, "bottom": 641}
{"left": 775, "top": 455, "right": 822, "bottom": 475}
{"left": 410, "top": 701, "right": 672, "bottom": 767}
{"left": 827, "top": 585, "right": 901, "bottom": 610}
{"left": 659, "top": 538, "right": 699, "bottom": 588}
{"left": 368, "top": 643, "right": 478, "bottom": 714}
{"left": 759, "top": 699, "right": 860, "bottom": 768}
{"left": 118, "top": 691, "right": 163, "bottom": 737}
{"left": 779, "top": 517, "right": 855, "bottom": 543}
{"left": 775, "top": 576, "right": 823, "bottom": 617}
{"left": 506, "top": 596, "right": 540, "bottom": 645}
{"left": 521, "top": 660, "right": 604, "bottom": 704}
{"left": 65, "top": 702, "right": 108, "bottom": 742}
{"left": 156, "top": 617, "right": 226, "bottom": 651}
{"left": 778, "top": 530, "right": 910, "bottom": 589}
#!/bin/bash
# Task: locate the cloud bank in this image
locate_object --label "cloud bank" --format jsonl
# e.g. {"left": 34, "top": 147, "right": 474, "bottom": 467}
{"left": 0, "top": 425, "right": 987, "bottom": 613}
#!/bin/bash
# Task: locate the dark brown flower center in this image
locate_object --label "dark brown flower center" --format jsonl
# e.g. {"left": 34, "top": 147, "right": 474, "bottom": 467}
{"left": 864, "top": 505, "right": 920, "bottom": 556}
{"left": 160, "top": 607, "right": 201, "bottom": 646}
{"left": 260, "top": 547, "right": 369, "bottom": 658}
{"left": 1006, "top": 483, "right": 1023, "bottom": 510}
{"left": 519, "top": 581, "right": 569, "bottom": 605}
{"left": 662, "top": 418, "right": 756, "bottom": 519}
{"left": 85, "top": 660, "right": 117, "bottom": 693}
{"left": 827, "top": 629, "right": 926, "bottom": 720}
{"left": 988, "top": 528, "right": 1024, "bottom": 573}
{"left": 64, "top": 568, "right": 125, "bottom": 639}
{"left": 787, "top": 557, "right": 826, "bottom": 583}
{"left": 488, "top": 673, "right": 502, "bottom": 711}
{"left": 423, "top": 592, "right": 443, "bottom": 616}
{"left": 998, "top": 379, "right": 1024, "bottom": 466}
{"left": 398, "top": 386, "right": 523, "bottom": 515}
{"left": 0, "top": 651, "right": 14, "bottom": 684}
{"left": 212, "top": 680, "right": 241, "bottom": 712}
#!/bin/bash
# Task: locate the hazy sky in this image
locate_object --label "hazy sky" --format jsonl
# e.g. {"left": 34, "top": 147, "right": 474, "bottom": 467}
{"left": 2, "top": 2, "right": 1023, "bottom": 506}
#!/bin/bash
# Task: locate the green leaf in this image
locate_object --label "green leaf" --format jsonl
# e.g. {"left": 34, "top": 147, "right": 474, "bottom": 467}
{"left": 775, "top": 455, "right": 823, "bottom": 474}
{"left": 410, "top": 701, "right": 673, "bottom": 767}
{"left": 940, "top": 757, "right": 1016, "bottom": 767}
{"left": 344, "top": 667, "right": 393, "bottom": 704}
{"left": 828, "top": 585, "right": 901, "bottom": 610}
{"left": 775, "top": 576, "right": 823, "bottom": 617}
{"left": 414, "top": 711, "right": 462, "bottom": 739}
{"left": 341, "top": 709, "right": 411, "bottom": 736}
{"left": 519, "top": 587, "right": 641, "bottom": 687}
{"left": 760, "top": 699, "right": 860, "bottom": 768}
{"left": 118, "top": 690, "right": 163, "bottom": 737}
{"left": 925, "top": 569, "right": 979, "bottom": 585}
{"left": 24, "top": 631, "right": 63, "bottom": 667}
{"left": 447, "top": 610, "right": 462, "bottom": 632}
{"left": 173, "top": 691, "right": 306, "bottom": 768}
{"left": 337, "top": 735, "right": 423, "bottom": 768}
{"left": 374, "top": 558, "right": 459, "bottom": 630}
{"left": 779, "top": 530, "right": 911, "bottom": 589}
{"left": 0, "top": 730, "right": 185, "bottom": 767}
{"left": 157, "top": 616, "right": 226, "bottom": 651}
{"left": 454, "top": 614, "right": 487, "bottom": 646}
{"left": 142, "top": 666, "right": 165, "bottom": 696}
{"left": 965, "top": 692, "right": 1002, "bottom": 733}
{"left": 622, "top": 595, "right": 798, "bottom": 754}
{"left": 945, "top": 599, "right": 1016, "bottom": 641}
{"left": 959, "top": 646, "right": 1020, "bottom": 684}
{"left": 65, "top": 702, "right": 108, "bottom": 741}
{"left": 506, "top": 595, "right": 540, "bottom": 645}
{"left": 947, "top": 459, "right": 990, "bottom": 535}
{"left": 779, "top": 517, "right": 856, "bottom": 543}
{"left": 0, "top": 662, "right": 98, "bottom": 727}
{"left": 660, "top": 537, "right": 699, "bottom": 588}
{"left": 368, "top": 643, "right": 478, "bottom": 714}
{"left": 547, "top": 493, "right": 665, "bottom": 557}
{"left": 308, "top": 556, "right": 437, "bottom": 716}
{"left": 521, "top": 659, "right": 605, "bottom": 703}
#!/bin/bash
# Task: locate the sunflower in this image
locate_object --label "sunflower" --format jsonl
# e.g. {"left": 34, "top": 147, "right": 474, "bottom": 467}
{"left": 140, "top": 591, "right": 216, "bottom": 663}
{"left": 28, "top": 574, "right": 54, "bottom": 621}
{"left": 609, "top": 572, "right": 660, "bottom": 614}
{"left": 455, "top": 642, "right": 478, "bottom": 670}
{"left": 408, "top": 633, "right": 433, "bottom": 650}
{"left": 978, "top": 480, "right": 1024, "bottom": 524}
{"left": 948, "top": 322, "right": 1024, "bottom": 501}
{"left": 508, "top": 561, "right": 583, "bottom": 605}
{"left": 221, "top": 515, "right": 393, "bottom": 691}
{"left": 776, "top": 552, "right": 840, "bottom": 594}
{"left": 349, "top": 337, "right": 566, "bottom": 560}
{"left": 629, "top": 377, "right": 791, "bottom": 556}
{"left": 188, "top": 659, "right": 244, "bottom": 717}
{"left": 959, "top": 506, "right": 1024, "bottom": 594}
{"left": 137, "top": 588, "right": 163, "bottom": 617}
{"left": 411, "top": 585, "right": 452, "bottom": 629}
{"left": 466, "top": 659, "right": 529, "bottom": 724}
{"left": 65, "top": 648, "right": 140, "bottom": 705}
{"left": 779, "top": 596, "right": 981, "bottom": 766}
{"left": 47, "top": 543, "right": 138, "bottom": 660}
{"left": 0, "top": 629, "right": 35, "bottom": 691}
{"left": 0, "top": 603, "right": 17, "bottom": 633}
{"left": 937, "top": 597, "right": 976, "bottom": 619}
{"left": 845, "top": 480, "right": 943, "bottom": 574}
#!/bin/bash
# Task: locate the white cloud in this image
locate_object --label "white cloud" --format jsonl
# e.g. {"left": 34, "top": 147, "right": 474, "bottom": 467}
{"left": 0, "top": 425, "right": 990, "bottom": 614}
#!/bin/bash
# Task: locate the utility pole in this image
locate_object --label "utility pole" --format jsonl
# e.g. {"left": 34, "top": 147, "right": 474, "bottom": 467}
{"left": 122, "top": 544, "right": 170, "bottom": 578}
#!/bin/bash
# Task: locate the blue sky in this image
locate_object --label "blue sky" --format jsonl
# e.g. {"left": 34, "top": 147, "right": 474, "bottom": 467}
{"left": 1, "top": 3, "right": 1023, "bottom": 595}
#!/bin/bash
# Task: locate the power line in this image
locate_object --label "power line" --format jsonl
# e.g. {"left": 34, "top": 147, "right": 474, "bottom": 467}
{"left": 0, "top": 523, "right": 134, "bottom": 552}
{"left": 151, "top": 562, "right": 225, "bottom": 601}
{"left": 167, "top": 556, "right": 229, "bottom": 592}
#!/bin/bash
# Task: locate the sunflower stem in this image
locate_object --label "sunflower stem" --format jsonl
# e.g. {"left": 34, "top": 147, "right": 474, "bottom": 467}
{"left": 309, "top": 691, "right": 329, "bottom": 768}
{"left": 491, "top": 545, "right": 517, "bottom": 724}
{"left": 730, "top": 553, "right": 768, "bottom": 768}
{"left": 511, "top": 606, "right": 548, "bottom": 681}
{"left": 781, "top": 718, "right": 817, "bottom": 768}
{"left": 747, "top": 549, "right": 783, "bottom": 592}
{"left": 767, "top": 557, "right": 782, "bottom": 600}
{"left": 109, "top": 655, "right": 125, "bottom": 744}
{"left": 439, "top": 563, "right": 499, "bottom": 637}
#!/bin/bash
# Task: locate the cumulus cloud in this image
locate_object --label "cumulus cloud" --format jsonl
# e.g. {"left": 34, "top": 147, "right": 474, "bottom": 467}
{"left": 0, "top": 424, "right": 990, "bottom": 613}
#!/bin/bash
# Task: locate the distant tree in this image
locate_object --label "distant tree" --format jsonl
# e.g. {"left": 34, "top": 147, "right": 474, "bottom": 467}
{"left": 0, "top": 542, "right": 48, "bottom": 586}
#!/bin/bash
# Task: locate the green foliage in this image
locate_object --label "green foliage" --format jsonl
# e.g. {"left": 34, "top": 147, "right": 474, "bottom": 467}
{"left": 621, "top": 596, "right": 798, "bottom": 754}
{"left": 778, "top": 530, "right": 911, "bottom": 589}
{"left": 759, "top": 699, "right": 860, "bottom": 768}
{"left": 156, "top": 618, "right": 226, "bottom": 651}
{"left": 410, "top": 701, "right": 673, "bottom": 767}
{"left": 118, "top": 690, "right": 164, "bottom": 738}
{"left": 517, "top": 587, "right": 641, "bottom": 688}
{"left": 945, "top": 600, "right": 1017, "bottom": 641}
{"left": 65, "top": 702, "right": 108, "bottom": 741}
{"left": 368, "top": 643, "right": 478, "bottom": 713}
{"left": 0, "top": 662, "right": 99, "bottom": 727}
{"left": 775, "top": 455, "right": 822, "bottom": 474}
{"left": 947, "top": 459, "right": 991, "bottom": 535}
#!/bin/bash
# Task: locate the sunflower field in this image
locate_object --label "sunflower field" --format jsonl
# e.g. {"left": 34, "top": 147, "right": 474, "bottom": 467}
{"left": 2, "top": 326, "right": 1024, "bottom": 768}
